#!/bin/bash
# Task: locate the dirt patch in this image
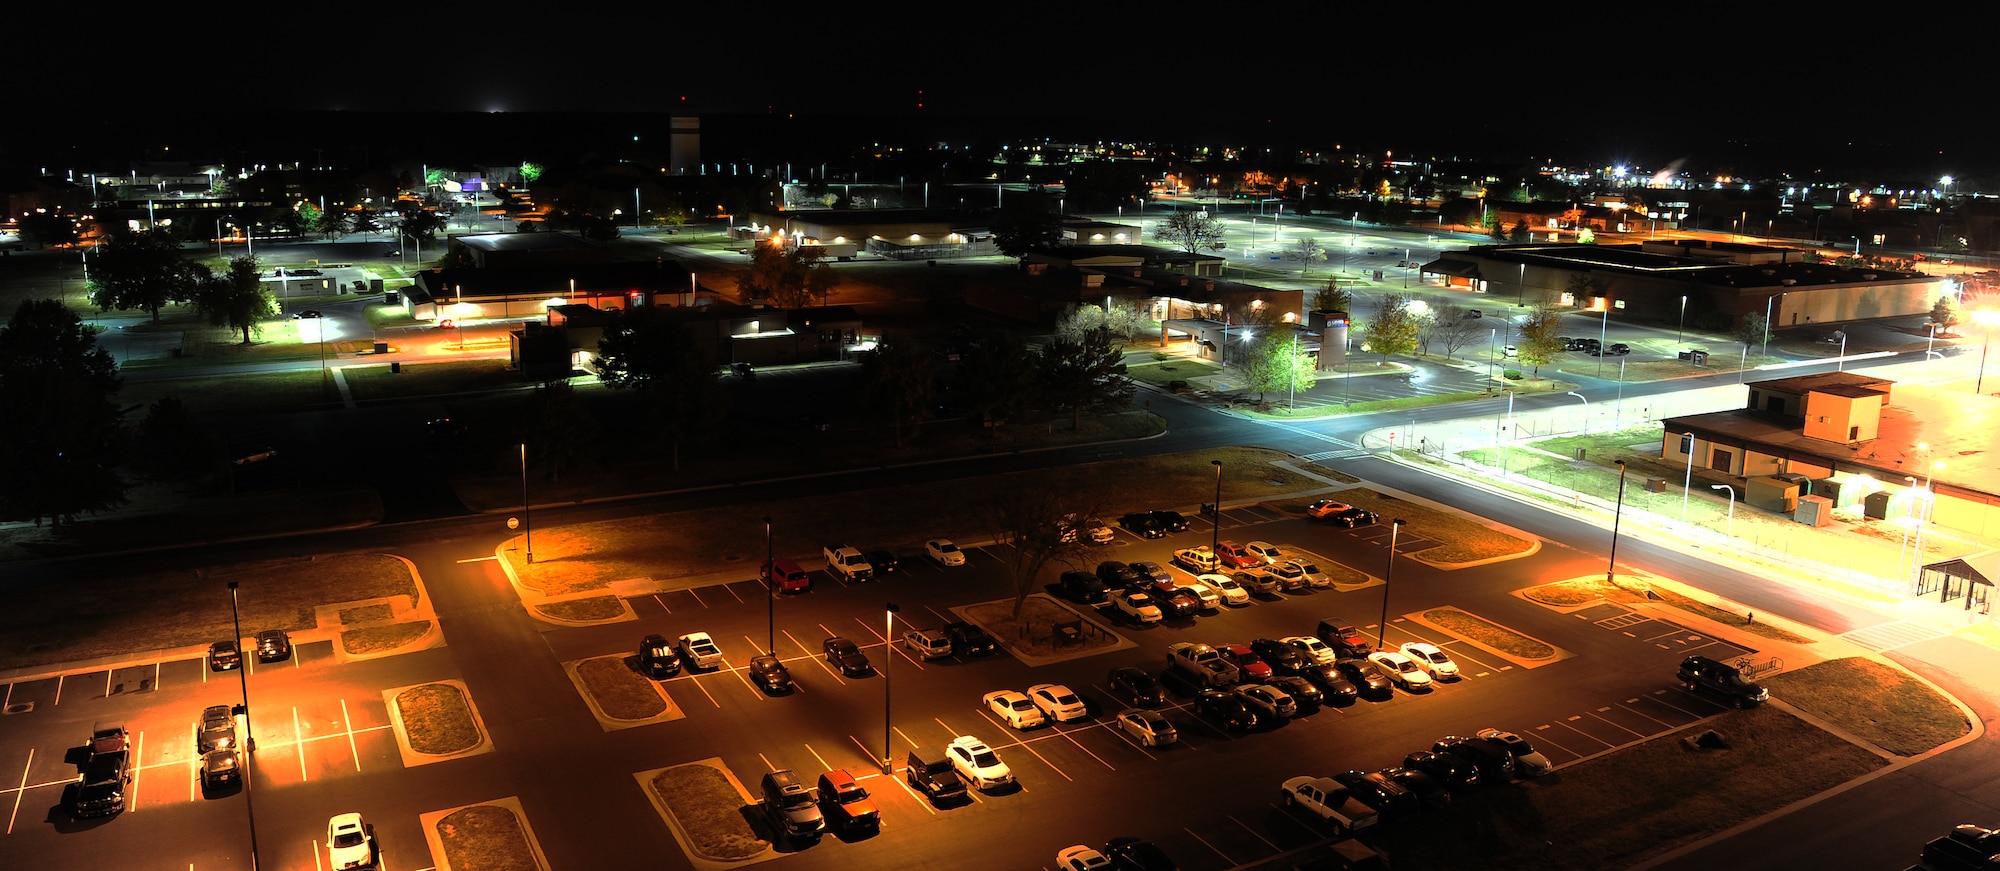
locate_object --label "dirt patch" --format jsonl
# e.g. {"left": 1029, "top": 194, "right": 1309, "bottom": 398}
{"left": 960, "top": 596, "right": 1117, "bottom": 657}
{"left": 435, "top": 805, "right": 539, "bottom": 871}
{"left": 341, "top": 621, "right": 430, "bottom": 655}
{"left": 577, "top": 656, "right": 668, "bottom": 720}
{"left": 1369, "top": 704, "right": 1884, "bottom": 869}
{"left": 1422, "top": 607, "right": 1554, "bottom": 659}
{"left": 506, "top": 447, "right": 1320, "bottom": 597}
{"left": 339, "top": 603, "right": 395, "bottom": 624}
{"left": 1323, "top": 490, "right": 1534, "bottom": 564}
{"left": 0, "top": 553, "right": 414, "bottom": 671}
{"left": 533, "top": 596, "right": 626, "bottom": 622}
{"left": 649, "top": 764, "right": 763, "bottom": 861}
{"left": 1763, "top": 657, "right": 1969, "bottom": 755}
{"left": 395, "top": 683, "right": 481, "bottom": 755}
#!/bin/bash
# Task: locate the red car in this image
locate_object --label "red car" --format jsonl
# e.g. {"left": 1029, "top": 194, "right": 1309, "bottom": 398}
{"left": 1215, "top": 541, "right": 1260, "bottom": 570}
{"left": 1215, "top": 643, "right": 1274, "bottom": 682}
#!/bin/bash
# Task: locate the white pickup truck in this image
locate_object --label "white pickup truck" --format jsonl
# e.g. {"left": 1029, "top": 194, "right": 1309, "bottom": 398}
{"left": 1280, "top": 776, "right": 1379, "bottom": 835}
{"left": 1166, "top": 642, "right": 1240, "bottom": 688}
{"left": 822, "top": 545, "right": 874, "bottom": 582}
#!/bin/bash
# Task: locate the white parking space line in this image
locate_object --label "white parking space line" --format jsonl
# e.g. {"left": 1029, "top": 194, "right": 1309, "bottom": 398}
{"left": 154, "top": 662, "right": 162, "bottom": 691}
{"left": 893, "top": 727, "right": 923, "bottom": 755}
{"left": 1547, "top": 718, "right": 1614, "bottom": 753}
{"left": 1093, "top": 720, "right": 1157, "bottom": 761}
{"left": 653, "top": 594, "right": 672, "bottom": 614}
{"left": 343, "top": 699, "right": 361, "bottom": 771}
{"left": 2, "top": 682, "right": 10, "bottom": 709}
{"left": 55, "top": 674, "right": 65, "bottom": 704}
{"left": 7, "top": 749, "right": 31, "bottom": 834}
{"left": 1650, "top": 688, "right": 1712, "bottom": 717}
{"left": 887, "top": 766, "right": 949, "bottom": 810}
{"left": 1578, "top": 708, "right": 1649, "bottom": 739}
{"left": 294, "top": 707, "right": 310, "bottom": 781}
{"left": 803, "top": 744, "right": 834, "bottom": 773}
{"left": 1613, "top": 698, "right": 1679, "bottom": 730}
{"left": 687, "top": 588, "right": 708, "bottom": 608}
{"left": 979, "top": 727, "right": 1069, "bottom": 783}
{"left": 757, "top": 752, "right": 779, "bottom": 772}
{"left": 1185, "top": 827, "right": 1235, "bottom": 864}
{"left": 1051, "top": 726, "right": 1116, "bottom": 771}
{"left": 724, "top": 584, "right": 746, "bottom": 604}
{"left": 1230, "top": 814, "right": 1281, "bottom": 851}
{"left": 130, "top": 731, "right": 144, "bottom": 811}
{"left": 1531, "top": 724, "right": 1588, "bottom": 758}
{"left": 785, "top": 630, "right": 845, "bottom": 685}
{"left": 922, "top": 605, "right": 952, "bottom": 624}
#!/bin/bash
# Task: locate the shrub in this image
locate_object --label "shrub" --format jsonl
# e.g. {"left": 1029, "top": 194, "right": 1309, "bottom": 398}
{"left": 1503, "top": 369, "right": 1524, "bottom": 380}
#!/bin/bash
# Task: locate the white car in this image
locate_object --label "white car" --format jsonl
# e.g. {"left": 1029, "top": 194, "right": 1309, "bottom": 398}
{"left": 1175, "top": 580, "right": 1222, "bottom": 610}
{"left": 1284, "top": 635, "right": 1337, "bottom": 665}
{"left": 1235, "top": 683, "right": 1297, "bottom": 720}
{"left": 1287, "top": 559, "right": 1335, "bottom": 588}
{"left": 1197, "top": 572, "right": 1251, "bottom": 606}
{"left": 1028, "top": 683, "right": 1088, "bottom": 722}
{"left": 1058, "top": 845, "right": 1113, "bottom": 870}
{"left": 1115, "top": 709, "right": 1177, "bottom": 747}
{"left": 1245, "top": 540, "right": 1288, "bottom": 565}
{"left": 1113, "top": 589, "right": 1163, "bottom": 624}
{"left": 1369, "top": 650, "right": 1435, "bottom": 691}
{"left": 946, "top": 735, "right": 1012, "bottom": 789}
{"left": 925, "top": 539, "right": 966, "bottom": 566}
{"left": 326, "top": 813, "right": 375, "bottom": 870}
{"left": 1400, "top": 641, "right": 1461, "bottom": 680}
{"left": 676, "top": 632, "right": 725, "bottom": 670}
{"left": 983, "top": 690, "right": 1045, "bottom": 729}
{"left": 1476, "top": 728, "right": 1553, "bottom": 777}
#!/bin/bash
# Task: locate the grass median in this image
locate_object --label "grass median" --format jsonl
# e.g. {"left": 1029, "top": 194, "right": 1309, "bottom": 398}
{"left": 1422, "top": 607, "right": 1554, "bottom": 659}
{"left": 1304, "top": 489, "right": 1534, "bottom": 564}
{"left": 395, "top": 683, "right": 481, "bottom": 755}
{"left": 650, "top": 764, "right": 763, "bottom": 861}
{"left": 1524, "top": 577, "right": 1813, "bottom": 645}
{"left": 435, "top": 805, "right": 539, "bottom": 871}
{"left": 576, "top": 656, "right": 668, "bottom": 720}
{"left": 1762, "top": 657, "right": 1969, "bottom": 755}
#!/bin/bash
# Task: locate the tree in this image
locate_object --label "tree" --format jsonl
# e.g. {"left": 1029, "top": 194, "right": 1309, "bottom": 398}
{"left": 194, "top": 257, "right": 275, "bottom": 345}
{"left": 131, "top": 395, "right": 216, "bottom": 485}
{"left": 1242, "top": 328, "right": 1316, "bottom": 403}
{"left": 980, "top": 479, "right": 1096, "bottom": 619}
{"left": 398, "top": 208, "right": 448, "bottom": 243}
{"left": 990, "top": 189, "right": 1066, "bottom": 257}
{"left": 16, "top": 210, "right": 80, "bottom": 249}
{"left": 1288, "top": 237, "right": 1326, "bottom": 277}
{"left": 1508, "top": 222, "right": 1531, "bottom": 243}
{"left": 1153, "top": 210, "right": 1227, "bottom": 254}
{"left": 1054, "top": 303, "right": 1149, "bottom": 345}
{"left": 860, "top": 335, "right": 937, "bottom": 448}
{"left": 1932, "top": 295, "right": 1961, "bottom": 334}
{"left": 0, "top": 299, "right": 128, "bottom": 527}
{"left": 1360, "top": 292, "right": 1420, "bottom": 361}
{"left": 1036, "top": 326, "right": 1129, "bottom": 430}
{"left": 595, "top": 307, "right": 727, "bottom": 471}
{"left": 1433, "top": 305, "right": 1486, "bottom": 359}
{"left": 88, "top": 229, "right": 203, "bottom": 323}
{"left": 520, "top": 380, "right": 595, "bottom": 484}
{"left": 1312, "top": 282, "right": 1352, "bottom": 315}
{"left": 953, "top": 330, "right": 1038, "bottom": 429}
{"left": 1411, "top": 306, "right": 1441, "bottom": 356}
{"left": 743, "top": 240, "right": 837, "bottom": 309}
{"left": 1516, "top": 305, "right": 1567, "bottom": 375}
{"left": 311, "top": 207, "right": 350, "bottom": 241}
{"left": 1737, "top": 312, "right": 1772, "bottom": 349}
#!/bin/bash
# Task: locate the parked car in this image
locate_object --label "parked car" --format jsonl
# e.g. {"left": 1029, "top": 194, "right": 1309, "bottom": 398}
{"left": 1147, "top": 510, "right": 1189, "bottom": 533}
{"left": 1232, "top": 568, "right": 1284, "bottom": 596}
{"left": 197, "top": 705, "right": 237, "bottom": 754}
{"left": 1316, "top": 618, "right": 1375, "bottom": 658}
{"left": 946, "top": 736, "right": 1013, "bottom": 789}
{"left": 1058, "top": 845, "right": 1113, "bottom": 870}
{"left": 864, "top": 550, "right": 901, "bottom": 575}
{"left": 1307, "top": 500, "right": 1379, "bottom": 527}
{"left": 1215, "top": 643, "right": 1273, "bottom": 682}
{"left": 925, "top": 538, "right": 966, "bottom": 566}
{"left": 72, "top": 725, "right": 131, "bottom": 818}
{"left": 984, "top": 689, "right": 1046, "bottom": 730}
{"left": 759, "top": 769, "right": 824, "bottom": 842}
{"left": 1104, "top": 837, "right": 1180, "bottom": 871}
{"left": 326, "top": 813, "right": 376, "bottom": 870}
{"left": 1194, "top": 689, "right": 1258, "bottom": 731}
{"left": 1172, "top": 546, "right": 1219, "bottom": 573}
{"left": 943, "top": 621, "right": 998, "bottom": 657}
{"left": 1402, "top": 750, "right": 1481, "bottom": 791}
{"left": 1399, "top": 641, "right": 1461, "bottom": 681}
{"left": 1029, "top": 683, "right": 1089, "bottom": 722}
{"left": 1333, "top": 769, "right": 1420, "bottom": 821}
{"left": 1097, "top": 560, "right": 1144, "bottom": 590}
{"left": 640, "top": 634, "right": 682, "bottom": 678}
{"left": 1368, "top": 650, "right": 1435, "bottom": 692}
{"left": 1115, "top": 709, "right": 1178, "bottom": 747}
{"left": 747, "top": 654, "right": 794, "bottom": 693}
{"left": 1266, "top": 561, "right": 1309, "bottom": 590}
{"left": 1285, "top": 635, "right": 1338, "bottom": 665}
{"left": 1214, "top": 541, "right": 1260, "bottom": 569}
{"left": 902, "top": 628, "right": 953, "bottom": 660}
{"left": 1333, "top": 658, "right": 1395, "bottom": 700}
{"left": 1268, "top": 675, "right": 1324, "bottom": 711}
{"left": 1433, "top": 735, "right": 1517, "bottom": 783}
{"left": 200, "top": 748, "right": 242, "bottom": 791}
{"left": 1113, "top": 589, "right": 1164, "bottom": 624}
{"left": 1244, "top": 541, "right": 1289, "bottom": 565}
{"left": 1299, "top": 662, "right": 1360, "bottom": 704}
{"left": 1476, "top": 728, "right": 1554, "bottom": 777}
{"left": 905, "top": 748, "right": 968, "bottom": 805}
{"left": 1286, "top": 559, "right": 1335, "bottom": 588}
{"left": 1118, "top": 512, "right": 1166, "bottom": 539}
{"left": 1108, "top": 666, "right": 1164, "bottom": 707}
{"left": 254, "top": 629, "right": 291, "bottom": 662}
{"left": 817, "top": 768, "right": 880, "bottom": 834}
{"left": 1234, "top": 684, "right": 1297, "bottom": 720}
{"left": 1250, "top": 638, "right": 1310, "bottom": 675}
{"left": 208, "top": 640, "right": 242, "bottom": 671}
{"left": 822, "top": 636, "right": 871, "bottom": 676}
{"left": 1198, "top": 572, "right": 1250, "bottom": 605}
{"left": 1677, "top": 654, "right": 1769, "bottom": 707}
{"left": 677, "top": 632, "right": 725, "bottom": 670}
{"left": 1158, "top": 588, "right": 1201, "bottom": 620}
{"left": 1062, "top": 571, "right": 1111, "bottom": 604}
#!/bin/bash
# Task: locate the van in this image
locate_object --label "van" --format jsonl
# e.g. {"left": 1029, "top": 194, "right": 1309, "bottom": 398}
{"left": 763, "top": 558, "right": 811, "bottom": 593}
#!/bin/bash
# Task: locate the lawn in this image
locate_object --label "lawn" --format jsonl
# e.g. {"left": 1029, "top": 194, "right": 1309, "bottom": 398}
{"left": 576, "top": 655, "right": 668, "bottom": 720}
{"left": 1421, "top": 607, "right": 1554, "bottom": 659}
{"left": 650, "top": 764, "right": 764, "bottom": 861}
{"left": 394, "top": 683, "right": 481, "bottom": 755}
{"left": 1762, "top": 657, "right": 1969, "bottom": 755}
{"left": 341, "top": 622, "right": 430, "bottom": 655}
{"left": 1523, "top": 577, "right": 1814, "bottom": 645}
{"left": 436, "top": 805, "right": 540, "bottom": 871}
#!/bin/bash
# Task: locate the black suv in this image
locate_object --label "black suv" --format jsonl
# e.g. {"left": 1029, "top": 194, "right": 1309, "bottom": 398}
{"left": 1118, "top": 513, "right": 1166, "bottom": 539}
{"left": 1148, "top": 510, "right": 1190, "bottom": 533}
{"left": 942, "top": 621, "right": 998, "bottom": 657}
{"left": 1061, "top": 571, "right": 1110, "bottom": 604}
{"left": 639, "top": 634, "right": 682, "bottom": 678}
{"left": 905, "top": 748, "right": 968, "bottom": 805}
{"left": 1194, "top": 689, "right": 1257, "bottom": 731}
{"left": 1096, "top": 561, "right": 1144, "bottom": 589}
{"left": 1677, "top": 655, "right": 1768, "bottom": 707}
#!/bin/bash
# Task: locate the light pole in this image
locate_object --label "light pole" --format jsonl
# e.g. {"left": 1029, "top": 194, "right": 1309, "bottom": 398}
{"left": 1608, "top": 461, "right": 1629, "bottom": 585}
{"left": 1976, "top": 310, "right": 1999, "bottom": 394}
{"left": 882, "top": 602, "right": 899, "bottom": 774}
{"left": 519, "top": 443, "right": 533, "bottom": 563}
{"left": 1566, "top": 391, "right": 1589, "bottom": 434}
{"left": 1835, "top": 330, "right": 1847, "bottom": 372}
{"left": 1210, "top": 460, "right": 1224, "bottom": 553}
{"left": 1497, "top": 390, "right": 1516, "bottom": 477}
{"left": 1615, "top": 358, "right": 1628, "bottom": 429}
{"left": 1911, "top": 461, "right": 1945, "bottom": 588}
{"left": 1595, "top": 306, "right": 1609, "bottom": 378}
{"left": 1678, "top": 295, "right": 1687, "bottom": 343}
{"left": 1680, "top": 431, "right": 1697, "bottom": 525}
{"left": 227, "top": 580, "right": 263, "bottom": 870}
{"left": 1376, "top": 519, "right": 1407, "bottom": 650}
{"left": 1927, "top": 322, "right": 1943, "bottom": 361}
{"left": 1762, "top": 295, "right": 1775, "bottom": 357}
{"left": 764, "top": 516, "right": 775, "bottom": 654}
{"left": 1898, "top": 475, "right": 1918, "bottom": 586}
{"left": 1709, "top": 484, "right": 1736, "bottom": 537}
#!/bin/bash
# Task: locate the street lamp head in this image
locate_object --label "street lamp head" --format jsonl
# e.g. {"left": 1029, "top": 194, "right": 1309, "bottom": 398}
{"left": 886, "top": 602, "right": 900, "bottom": 614}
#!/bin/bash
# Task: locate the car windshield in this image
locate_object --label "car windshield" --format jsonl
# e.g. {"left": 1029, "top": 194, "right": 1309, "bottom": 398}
{"left": 1054, "top": 692, "right": 1080, "bottom": 705}
{"left": 1010, "top": 699, "right": 1035, "bottom": 711}
{"left": 971, "top": 750, "right": 999, "bottom": 767}
{"left": 837, "top": 787, "right": 869, "bottom": 804}
{"left": 1424, "top": 651, "right": 1449, "bottom": 663}
{"left": 333, "top": 831, "right": 366, "bottom": 848}
{"left": 1294, "top": 562, "right": 1321, "bottom": 573}
{"left": 780, "top": 791, "right": 813, "bottom": 808}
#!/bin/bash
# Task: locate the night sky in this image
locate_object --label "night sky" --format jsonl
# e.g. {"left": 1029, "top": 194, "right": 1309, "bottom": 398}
{"left": 10, "top": 12, "right": 1996, "bottom": 179}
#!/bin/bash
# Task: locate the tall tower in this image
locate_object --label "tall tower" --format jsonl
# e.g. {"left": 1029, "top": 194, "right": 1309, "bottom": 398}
{"left": 669, "top": 115, "right": 700, "bottom": 176}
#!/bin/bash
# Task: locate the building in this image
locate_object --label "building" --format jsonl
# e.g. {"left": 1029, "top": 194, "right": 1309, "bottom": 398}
{"left": 741, "top": 208, "right": 995, "bottom": 260}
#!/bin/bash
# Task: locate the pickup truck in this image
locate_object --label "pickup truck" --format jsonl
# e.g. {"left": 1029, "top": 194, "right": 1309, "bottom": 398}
{"left": 822, "top": 545, "right": 875, "bottom": 582}
{"left": 1280, "top": 775, "right": 1380, "bottom": 835}
{"left": 72, "top": 725, "right": 132, "bottom": 818}
{"left": 1166, "top": 642, "right": 1241, "bottom": 688}
{"left": 1172, "top": 546, "right": 1219, "bottom": 573}
{"left": 676, "top": 632, "right": 726, "bottom": 670}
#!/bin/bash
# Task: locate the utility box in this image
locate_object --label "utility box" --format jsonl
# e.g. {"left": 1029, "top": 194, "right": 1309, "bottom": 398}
{"left": 1794, "top": 494, "right": 1834, "bottom": 527}
{"left": 1863, "top": 490, "right": 1893, "bottom": 520}
{"left": 1645, "top": 477, "right": 1668, "bottom": 493}
{"left": 1747, "top": 475, "right": 1802, "bottom": 513}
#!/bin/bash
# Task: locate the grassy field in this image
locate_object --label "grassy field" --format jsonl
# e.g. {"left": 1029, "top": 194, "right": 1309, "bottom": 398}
{"left": 0, "top": 553, "right": 415, "bottom": 671}
{"left": 1422, "top": 607, "right": 1555, "bottom": 659}
{"left": 651, "top": 764, "right": 764, "bottom": 861}
{"left": 1763, "top": 657, "right": 1969, "bottom": 755}
{"left": 436, "top": 805, "right": 539, "bottom": 871}
{"left": 576, "top": 655, "right": 668, "bottom": 720}
{"left": 1524, "top": 577, "right": 1814, "bottom": 645}
{"left": 394, "top": 683, "right": 481, "bottom": 755}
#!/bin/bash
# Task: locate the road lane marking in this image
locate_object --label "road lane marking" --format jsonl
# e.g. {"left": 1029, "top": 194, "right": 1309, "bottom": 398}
{"left": 130, "top": 731, "right": 144, "bottom": 811}
{"left": 294, "top": 707, "right": 309, "bottom": 781}
{"left": 8, "top": 749, "right": 31, "bottom": 834}
{"left": 848, "top": 736, "right": 888, "bottom": 773}
{"left": 692, "top": 675, "right": 720, "bottom": 708}
{"left": 687, "top": 588, "right": 708, "bottom": 608}
{"left": 343, "top": 699, "right": 361, "bottom": 771}
{"left": 653, "top": 594, "right": 672, "bottom": 614}
{"left": 1531, "top": 724, "right": 1585, "bottom": 758}
{"left": 1185, "top": 827, "right": 1234, "bottom": 864}
{"left": 803, "top": 744, "right": 833, "bottom": 773}
{"left": 758, "top": 752, "right": 778, "bottom": 772}
{"left": 786, "top": 630, "right": 845, "bottom": 685}
{"left": 1053, "top": 725, "right": 1116, "bottom": 771}
{"left": 1581, "top": 707, "right": 1648, "bottom": 738}
{"left": 724, "top": 584, "right": 745, "bottom": 604}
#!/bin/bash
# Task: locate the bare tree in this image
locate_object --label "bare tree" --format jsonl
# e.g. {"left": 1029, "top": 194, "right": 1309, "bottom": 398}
{"left": 1153, "top": 211, "right": 1227, "bottom": 254}
{"left": 1435, "top": 304, "right": 1486, "bottom": 359}
{"left": 1288, "top": 237, "right": 1326, "bottom": 277}
{"left": 981, "top": 481, "right": 1098, "bottom": 619}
